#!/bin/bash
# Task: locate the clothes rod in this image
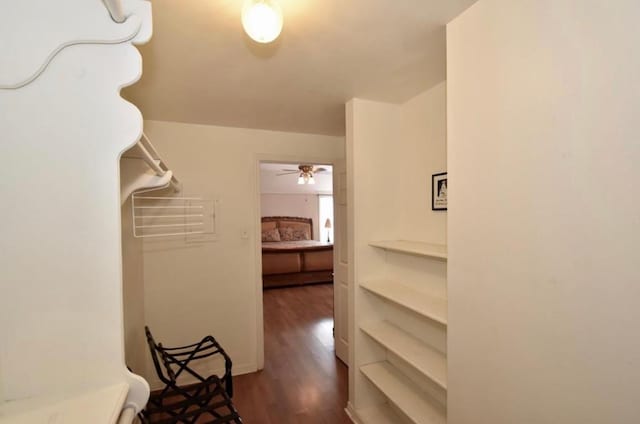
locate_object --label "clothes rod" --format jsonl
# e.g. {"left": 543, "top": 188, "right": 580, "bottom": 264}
{"left": 103, "top": 0, "right": 126, "bottom": 23}
{"left": 134, "top": 205, "right": 204, "bottom": 209}
{"left": 140, "top": 133, "right": 181, "bottom": 191}
{"left": 135, "top": 231, "right": 205, "bottom": 239}
{"left": 135, "top": 196, "right": 202, "bottom": 201}
{"left": 136, "top": 223, "right": 203, "bottom": 229}
{"left": 135, "top": 214, "right": 204, "bottom": 219}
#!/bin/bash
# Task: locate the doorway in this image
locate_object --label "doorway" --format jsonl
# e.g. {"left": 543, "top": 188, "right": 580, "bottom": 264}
{"left": 242, "top": 158, "right": 350, "bottom": 420}
{"left": 256, "top": 158, "right": 348, "bottom": 364}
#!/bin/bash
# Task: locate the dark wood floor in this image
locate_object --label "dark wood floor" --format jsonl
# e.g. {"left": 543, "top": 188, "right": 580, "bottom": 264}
{"left": 232, "top": 284, "right": 351, "bottom": 424}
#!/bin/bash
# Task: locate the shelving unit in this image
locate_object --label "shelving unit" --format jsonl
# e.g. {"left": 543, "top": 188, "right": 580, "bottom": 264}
{"left": 369, "top": 240, "right": 447, "bottom": 261}
{"left": 360, "top": 321, "right": 447, "bottom": 389}
{"left": 360, "top": 280, "right": 447, "bottom": 326}
{"left": 348, "top": 94, "right": 448, "bottom": 423}
{"left": 356, "top": 240, "right": 448, "bottom": 423}
{"left": 355, "top": 252, "right": 448, "bottom": 423}
{"left": 361, "top": 362, "right": 446, "bottom": 424}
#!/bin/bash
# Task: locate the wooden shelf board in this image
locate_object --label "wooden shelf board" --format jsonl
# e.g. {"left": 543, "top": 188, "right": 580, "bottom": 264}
{"left": 361, "top": 320, "right": 447, "bottom": 390}
{"left": 369, "top": 240, "right": 447, "bottom": 261}
{"left": 360, "top": 280, "right": 447, "bottom": 325}
{"left": 361, "top": 362, "right": 446, "bottom": 424}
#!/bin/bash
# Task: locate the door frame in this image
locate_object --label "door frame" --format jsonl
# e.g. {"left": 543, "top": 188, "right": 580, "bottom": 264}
{"left": 253, "top": 154, "right": 337, "bottom": 370}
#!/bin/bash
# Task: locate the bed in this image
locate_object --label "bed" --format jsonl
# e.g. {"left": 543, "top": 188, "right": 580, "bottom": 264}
{"left": 261, "top": 216, "right": 334, "bottom": 288}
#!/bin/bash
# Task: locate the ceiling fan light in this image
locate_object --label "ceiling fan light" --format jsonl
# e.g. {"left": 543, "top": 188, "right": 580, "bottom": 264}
{"left": 241, "top": 0, "right": 283, "bottom": 44}
{"left": 308, "top": 174, "right": 315, "bottom": 185}
{"left": 297, "top": 174, "right": 305, "bottom": 185}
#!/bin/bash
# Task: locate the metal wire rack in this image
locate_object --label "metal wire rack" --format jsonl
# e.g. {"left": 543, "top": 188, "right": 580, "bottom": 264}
{"left": 132, "top": 195, "right": 216, "bottom": 239}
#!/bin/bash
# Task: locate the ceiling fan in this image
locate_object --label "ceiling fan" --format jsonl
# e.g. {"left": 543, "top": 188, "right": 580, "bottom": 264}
{"left": 276, "top": 165, "right": 328, "bottom": 185}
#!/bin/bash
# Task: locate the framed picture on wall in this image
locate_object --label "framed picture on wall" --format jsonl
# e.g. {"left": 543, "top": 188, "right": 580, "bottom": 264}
{"left": 432, "top": 172, "right": 448, "bottom": 211}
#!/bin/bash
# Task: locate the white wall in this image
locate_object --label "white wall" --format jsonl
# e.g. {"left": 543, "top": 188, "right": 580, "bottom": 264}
{"left": 398, "top": 82, "right": 448, "bottom": 244}
{"left": 260, "top": 194, "right": 321, "bottom": 240}
{"left": 140, "top": 120, "right": 344, "bottom": 387}
{"left": 447, "top": 1, "right": 640, "bottom": 423}
{"left": 0, "top": 1, "right": 151, "bottom": 409}
{"left": 121, "top": 197, "right": 147, "bottom": 377}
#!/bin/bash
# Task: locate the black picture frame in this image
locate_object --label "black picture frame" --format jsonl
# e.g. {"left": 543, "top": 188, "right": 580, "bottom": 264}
{"left": 432, "top": 172, "right": 448, "bottom": 211}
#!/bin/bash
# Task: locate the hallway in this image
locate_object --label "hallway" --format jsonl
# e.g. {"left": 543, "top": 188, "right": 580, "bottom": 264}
{"left": 233, "top": 284, "right": 350, "bottom": 423}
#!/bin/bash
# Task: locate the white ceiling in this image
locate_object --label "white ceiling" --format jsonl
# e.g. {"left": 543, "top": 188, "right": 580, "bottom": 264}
{"left": 261, "top": 163, "right": 333, "bottom": 193}
{"left": 124, "top": 0, "right": 477, "bottom": 136}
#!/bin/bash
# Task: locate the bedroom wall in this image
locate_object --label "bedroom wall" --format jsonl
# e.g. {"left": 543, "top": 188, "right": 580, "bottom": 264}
{"left": 139, "top": 120, "right": 344, "bottom": 388}
{"left": 447, "top": 1, "right": 640, "bottom": 423}
{"left": 260, "top": 194, "right": 321, "bottom": 240}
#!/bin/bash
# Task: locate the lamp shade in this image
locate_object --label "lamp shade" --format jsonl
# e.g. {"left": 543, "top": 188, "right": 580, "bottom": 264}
{"left": 324, "top": 218, "right": 332, "bottom": 229}
{"left": 241, "top": 0, "right": 283, "bottom": 44}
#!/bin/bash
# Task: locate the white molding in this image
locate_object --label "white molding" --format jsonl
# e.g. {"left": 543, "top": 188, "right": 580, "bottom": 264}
{"left": 146, "top": 362, "right": 258, "bottom": 391}
{"left": 345, "top": 402, "right": 360, "bottom": 423}
{"left": 0, "top": 1, "right": 151, "bottom": 89}
{"left": 253, "top": 153, "right": 339, "bottom": 372}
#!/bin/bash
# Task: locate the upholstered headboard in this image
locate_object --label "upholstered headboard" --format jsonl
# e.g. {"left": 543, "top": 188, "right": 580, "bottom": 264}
{"left": 261, "top": 216, "right": 313, "bottom": 239}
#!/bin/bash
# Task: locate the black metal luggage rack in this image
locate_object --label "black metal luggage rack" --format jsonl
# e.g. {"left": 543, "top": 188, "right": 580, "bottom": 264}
{"left": 141, "top": 326, "right": 243, "bottom": 424}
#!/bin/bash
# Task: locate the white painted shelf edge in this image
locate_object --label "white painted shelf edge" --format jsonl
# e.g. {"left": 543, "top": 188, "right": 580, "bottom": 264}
{"left": 360, "top": 362, "right": 446, "bottom": 424}
{"left": 369, "top": 240, "right": 447, "bottom": 261}
{"left": 360, "top": 320, "right": 447, "bottom": 390}
{"left": 360, "top": 280, "right": 447, "bottom": 326}
{"left": 355, "top": 403, "right": 405, "bottom": 424}
{"left": 0, "top": 382, "right": 129, "bottom": 424}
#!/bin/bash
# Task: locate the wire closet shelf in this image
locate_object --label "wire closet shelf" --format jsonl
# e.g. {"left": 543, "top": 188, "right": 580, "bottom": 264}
{"left": 132, "top": 194, "right": 214, "bottom": 239}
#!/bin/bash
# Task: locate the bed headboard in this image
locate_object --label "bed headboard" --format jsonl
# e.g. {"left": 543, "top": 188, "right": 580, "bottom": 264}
{"left": 261, "top": 216, "right": 313, "bottom": 239}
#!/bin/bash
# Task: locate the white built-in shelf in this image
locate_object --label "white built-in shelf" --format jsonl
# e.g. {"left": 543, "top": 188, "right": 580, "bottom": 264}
{"left": 360, "top": 280, "right": 447, "bottom": 326}
{"left": 369, "top": 240, "right": 447, "bottom": 261}
{"left": 361, "top": 362, "right": 446, "bottom": 424}
{"left": 360, "top": 320, "right": 447, "bottom": 390}
{"left": 356, "top": 403, "right": 405, "bottom": 424}
{"left": 0, "top": 382, "right": 129, "bottom": 424}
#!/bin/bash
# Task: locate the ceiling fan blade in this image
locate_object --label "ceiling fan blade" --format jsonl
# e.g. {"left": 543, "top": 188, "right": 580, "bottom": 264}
{"left": 314, "top": 167, "right": 328, "bottom": 173}
{"left": 280, "top": 169, "right": 299, "bottom": 172}
{"left": 276, "top": 171, "right": 300, "bottom": 176}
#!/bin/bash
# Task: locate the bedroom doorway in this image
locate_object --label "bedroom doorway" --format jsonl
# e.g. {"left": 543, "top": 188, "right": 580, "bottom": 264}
{"left": 252, "top": 159, "right": 350, "bottom": 415}
{"left": 259, "top": 162, "right": 335, "bottom": 289}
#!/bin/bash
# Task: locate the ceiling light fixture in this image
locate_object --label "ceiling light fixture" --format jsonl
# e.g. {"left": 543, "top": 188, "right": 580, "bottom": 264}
{"left": 297, "top": 169, "right": 316, "bottom": 185}
{"left": 241, "top": 0, "right": 283, "bottom": 44}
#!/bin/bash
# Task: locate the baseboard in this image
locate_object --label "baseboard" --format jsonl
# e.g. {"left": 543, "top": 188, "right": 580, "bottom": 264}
{"left": 232, "top": 362, "right": 258, "bottom": 376}
{"left": 146, "top": 362, "right": 258, "bottom": 391}
{"left": 345, "top": 402, "right": 360, "bottom": 424}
